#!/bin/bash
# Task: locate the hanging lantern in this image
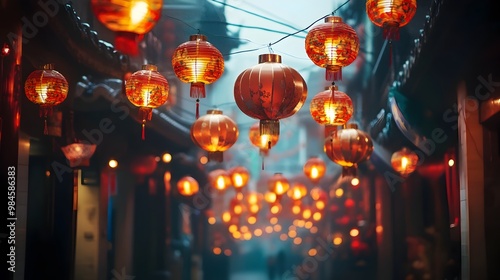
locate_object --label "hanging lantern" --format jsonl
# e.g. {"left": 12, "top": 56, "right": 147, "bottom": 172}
{"left": 208, "top": 169, "right": 232, "bottom": 192}
{"left": 24, "top": 64, "right": 69, "bottom": 134}
{"left": 234, "top": 53, "right": 307, "bottom": 147}
{"left": 125, "top": 64, "right": 169, "bottom": 140}
{"left": 287, "top": 183, "right": 308, "bottom": 201}
{"left": 172, "top": 34, "right": 224, "bottom": 118}
{"left": 305, "top": 16, "right": 359, "bottom": 81}
{"left": 90, "top": 0, "right": 162, "bottom": 56}
{"left": 310, "top": 85, "right": 353, "bottom": 136}
{"left": 190, "top": 109, "right": 239, "bottom": 162}
{"left": 177, "top": 176, "right": 199, "bottom": 196}
{"left": 366, "top": 0, "right": 417, "bottom": 40}
{"left": 324, "top": 123, "right": 373, "bottom": 176}
{"left": 61, "top": 141, "right": 97, "bottom": 168}
{"left": 303, "top": 156, "right": 327, "bottom": 184}
{"left": 391, "top": 147, "right": 419, "bottom": 176}
{"left": 268, "top": 173, "right": 290, "bottom": 198}
{"left": 228, "top": 166, "right": 250, "bottom": 193}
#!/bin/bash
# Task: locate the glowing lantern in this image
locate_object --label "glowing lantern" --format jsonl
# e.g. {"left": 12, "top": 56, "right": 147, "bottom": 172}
{"left": 208, "top": 169, "right": 232, "bottom": 192}
{"left": 24, "top": 64, "right": 68, "bottom": 134}
{"left": 228, "top": 166, "right": 250, "bottom": 193}
{"left": 91, "top": 0, "right": 162, "bottom": 56}
{"left": 172, "top": 34, "right": 224, "bottom": 118}
{"left": 310, "top": 85, "right": 353, "bottom": 136}
{"left": 391, "top": 147, "right": 419, "bottom": 176}
{"left": 303, "top": 156, "right": 327, "bottom": 184}
{"left": 287, "top": 183, "right": 308, "bottom": 201}
{"left": 268, "top": 173, "right": 290, "bottom": 197}
{"left": 177, "top": 176, "right": 199, "bottom": 196}
{"left": 125, "top": 64, "right": 169, "bottom": 139}
{"left": 234, "top": 54, "right": 307, "bottom": 147}
{"left": 230, "top": 197, "right": 244, "bottom": 216}
{"left": 305, "top": 16, "right": 359, "bottom": 81}
{"left": 190, "top": 109, "right": 239, "bottom": 162}
{"left": 310, "top": 187, "right": 327, "bottom": 201}
{"left": 324, "top": 123, "right": 373, "bottom": 176}
{"left": 366, "top": 0, "right": 417, "bottom": 40}
{"left": 264, "top": 191, "right": 278, "bottom": 204}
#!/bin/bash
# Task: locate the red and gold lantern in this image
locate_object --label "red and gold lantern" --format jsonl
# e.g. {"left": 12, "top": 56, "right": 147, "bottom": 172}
{"left": 268, "top": 173, "right": 290, "bottom": 198}
{"left": 287, "top": 183, "right": 308, "bottom": 201}
{"left": 208, "top": 169, "right": 232, "bottom": 192}
{"left": 305, "top": 16, "right": 359, "bottom": 81}
{"left": 125, "top": 64, "right": 169, "bottom": 139}
{"left": 310, "top": 85, "right": 353, "bottom": 136}
{"left": 25, "top": 64, "right": 68, "bottom": 134}
{"left": 303, "top": 156, "right": 327, "bottom": 184}
{"left": 391, "top": 147, "right": 419, "bottom": 176}
{"left": 248, "top": 121, "right": 279, "bottom": 156}
{"left": 91, "top": 0, "right": 162, "bottom": 56}
{"left": 228, "top": 166, "right": 250, "bottom": 193}
{"left": 234, "top": 54, "right": 307, "bottom": 147}
{"left": 366, "top": 0, "right": 417, "bottom": 40}
{"left": 190, "top": 109, "right": 239, "bottom": 162}
{"left": 177, "top": 176, "right": 199, "bottom": 196}
{"left": 172, "top": 34, "right": 224, "bottom": 118}
{"left": 324, "top": 123, "right": 373, "bottom": 176}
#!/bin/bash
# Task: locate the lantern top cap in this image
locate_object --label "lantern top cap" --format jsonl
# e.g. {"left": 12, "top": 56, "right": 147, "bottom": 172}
{"left": 189, "top": 34, "right": 208, "bottom": 41}
{"left": 325, "top": 84, "right": 339, "bottom": 91}
{"left": 325, "top": 15, "right": 343, "bottom": 23}
{"left": 207, "top": 109, "right": 223, "bottom": 114}
{"left": 259, "top": 53, "right": 282, "bottom": 64}
{"left": 42, "top": 63, "right": 55, "bottom": 70}
{"left": 141, "top": 64, "right": 158, "bottom": 71}
{"left": 345, "top": 123, "right": 358, "bottom": 129}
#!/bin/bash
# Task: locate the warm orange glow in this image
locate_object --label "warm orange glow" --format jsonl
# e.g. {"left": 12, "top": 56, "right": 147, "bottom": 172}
{"left": 302, "top": 208, "right": 312, "bottom": 220}
{"left": 208, "top": 217, "right": 216, "bottom": 225}
{"left": 254, "top": 228, "right": 263, "bottom": 237}
{"left": 351, "top": 177, "right": 360, "bottom": 186}
{"left": 248, "top": 216, "right": 257, "bottom": 225}
{"left": 333, "top": 234, "right": 343, "bottom": 245}
{"left": 265, "top": 192, "right": 278, "bottom": 204}
{"left": 208, "top": 169, "right": 231, "bottom": 191}
{"left": 249, "top": 204, "right": 260, "bottom": 214}
{"left": 240, "top": 226, "right": 249, "bottom": 233}
{"left": 312, "top": 212, "right": 322, "bottom": 221}
{"left": 108, "top": 159, "right": 118, "bottom": 168}
{"left": 162, "top": 153, "right": 172, "bottom": 163}
{"left": 233, "top": 204, "right": 243, "bottom": 215}
{"left": 228, "top": 166, "right": 250, "bottom": 191}
{"left": 308, "top": 248, "right": 317, "bottom": 257}
{"left": 268, "top": 173, "right": 290, "bottom": 196}
{"left": 293, "top": 237, "right": 302, "bottom": 245}
{"left": 224, "top": 249, "right": 232, "bottom": 256}
{"left": 310, "top": 187, "right": 325, "bottom": 201}
{"left": 335, "top": 188, "right": 344, "bottom": 198}
{"left": 305, "top": 221, "right": 313, "bottom": 229}
{"left": 391, "top": 147, "right": 419, "bottom": 176}
{"left": 303, "top": 157, "right": 327, "bottom": 183}
{"left": 310, "top": 86, "right": 354, "bottom": 127}
{"left": 265, "top": 226, "right": 274, "bottom": 234}
{"left": 213, "top": 247, "right": 222, "bottom": 255}
{"left": 222, "top": 211, "right": 231, "bottom": 223}
{"left": 232, "top": 231, "right": 241, "bottom": 239}
{"left": 310, "top": 226, "right": 318, "bottom": 234}
{"left": 366, "top": 0, "right": 417, "bottom": 40}
{"left": 288, "top": 230, "right": 297, "bottom": 238}
{"left": 199, "top": 156, "right": 208, "bottom": 164}
{"left": 249, "top": 122, "right": 279, "bottom": 153}
{"left": 270, "top": 217, "right": 278, "bottom": 225}
{"left": 273, "top": 224, "right": 282, "bottom": 232}
{"left": 315, "top": 200, "right": 325, "bottom": 210}
{"left": 297, "top": 220, "right": 306, "bottom": 228}
{"left": 270, "top": 204, "right": 282, "bottom": 215}
{"left": 228, "top": 224, "right": 238, "bottom": 233}
{"left": 243, "top": 232, "right": 252, "bottom": 240}
{"left": 376, "top": 225, "right": 384, "bottom": 233}
{"left": 350, "top": 228, "right": 360, "bottom": 237}
{"left": 177, "top": 176, "right": 199, "bottom": 196}
{"left": 280, "top": 233, "right": 288, "bottom": 241}
{"left": 448, "top": 159, "right": 455, "bottom": 167}
{"left": 292, "top": 205, "right": 301, "bottom": 215}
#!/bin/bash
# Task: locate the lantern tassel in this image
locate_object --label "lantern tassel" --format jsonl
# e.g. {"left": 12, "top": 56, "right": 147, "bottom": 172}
{"left": 389, "top": 40, "right": 393, "bottom": 68}
{"left": 141, "top": 122, "right": 146, "bottom": 140}
{"left": 196, "top": 99, "right": 200, "bottom": 119}
{"left": 261, "top": 155, "right": 265, "bottom": 170}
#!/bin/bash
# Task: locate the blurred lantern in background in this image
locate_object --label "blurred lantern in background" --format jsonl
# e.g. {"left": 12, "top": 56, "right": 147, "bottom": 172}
{"left": 125, "top": 64, "right": 169, "bottom": 140}
{"left": 24, "top": 63, "right": 68, "bottom": 134}
{"left": 190, "top": 109, "right": 239, "bottom": 162}
{"left": 177, "top": 176, "right": 199, "bottom": 196}
{"left": 287, "top": 183, "right": 308, "bottom": 202}
{"left": 303, "top": 156, "right": 327, "bottom": 185}
{"left": 248, "top": 121, "right": 279, "bottom": 169}
{"left": 324, "top": 123, "right": 374, "bottom": 177}
{"left": 366, "top": 0, "right": 417, "bottom": 40}
{"left": 172, "top": 34, "right": 224, "bottom": 118}
{"left": 228, "top": 166, "right": 250, "bottom": 193}
{"left": 208, "top": 169, "right": 232, "bottom": 192}
{"left": 305, "top": 16, "right": 359, "bottom": 81}
{"left": 61, "top": 141, "right": 97, "bottom": 168}
{"left": 91, "top": 0, "right": 163, "bottom": 56}
{"left": 391, "top": 147, "right": 419, "bottom": 176}
{"left": 268, "top": 173, "right": 290, "bottom": 199}
{"left": 234, "top": 54, "right": 307, "bottom": 148}
{"left": 310, "top": 85, "right": 353, "bottom": 136}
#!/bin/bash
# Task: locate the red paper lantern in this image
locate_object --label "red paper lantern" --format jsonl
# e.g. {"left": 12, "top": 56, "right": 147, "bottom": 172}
{"left": 248, "top": 122, "right": 279, "bottom": 156}
{"left": 287, "top": 183, "right": 308, "bottom": 201}
{"left": 268, "top": 173, "right": 290, "bottom": 197}
{"left": 310, "top": 85, "right": 353, "bottom": 136}
{"left": 234, "top": 54, "right": 307, "bottom": 146}
{"left": 125, "top": 64, "right": 169, "bottom": 139}
{"left": 177, "top": 176, "right": 199, "bottom": 196}
{"left": 305, "top": 16, "right": 359, "bottom": 81}
{"left": 366, "top": 0, "right": 417, "bottom": 40}
{"left": 228, "top": 166, "right": 250, "bottom": 193}
{"left": 303, "top": 156, "right": 327, "bottom": 184}
{"left": 208, "top": 169, "right": 232, "bottom": 192}
{"left": 172, "top": 34, "right": 224, "bottom": 118}
{"left": 324, "top": 123, "right": 373, "bottom": 176}
{"left": 91, "top": 0, "right": 162, "bottom": 55}
{"left": 24, "top": 64, "right": 69, "bottom": 134}
{"left": 391, "top": 147, "right": 419, "bottom": 176}
{"left": 190, "top": 109, "right": 238, "bottom": 162}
